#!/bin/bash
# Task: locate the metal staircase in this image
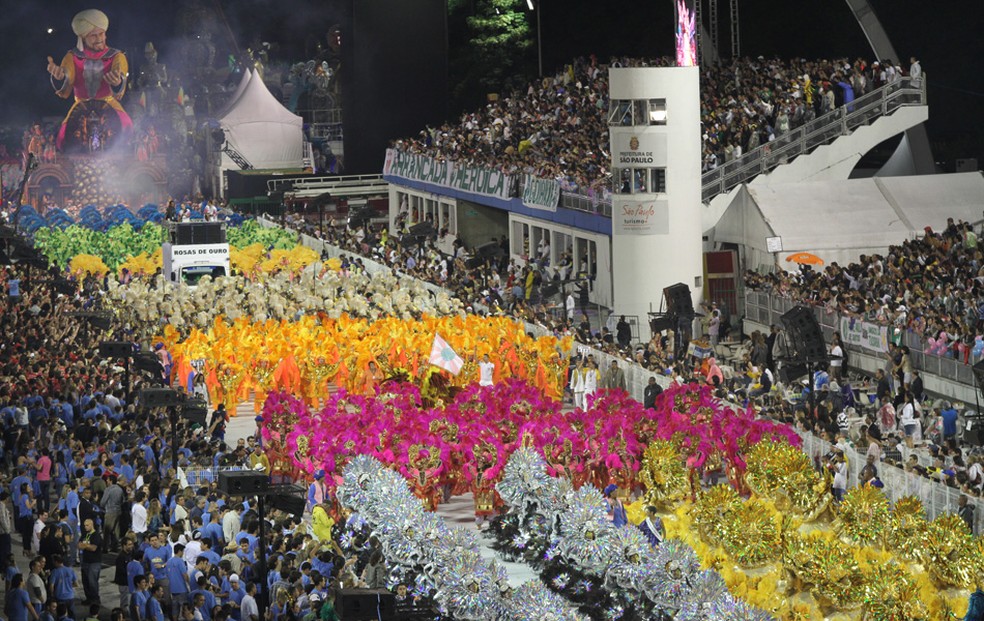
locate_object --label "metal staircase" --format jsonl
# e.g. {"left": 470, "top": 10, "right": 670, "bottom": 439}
{"left": 222, "top": 144, "right": 254, "bottom": 170}
{"left": 701, "top": 76, "right": 927, "bottom": 203}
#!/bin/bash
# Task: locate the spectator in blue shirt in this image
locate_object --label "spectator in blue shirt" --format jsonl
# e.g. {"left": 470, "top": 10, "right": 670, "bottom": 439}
{"left": 192, "top": 575, "right": 217, "bottom": 621}
{"left": 941, "top": 402, "right": 959, "bottom": 441}
{"left": 145, "top": 583, "right": 166, "bottom": 621}
{"left": 143, "top": 532, "right": 172, "bottom": 582}
{"left": 130, "top": 575, "right": 149, "bottom": 621}
{"left": 201, "top": 513, "right": 224, "bottom": 551}
{"left": 166, "top": 544, "right": 191, "bottom": 618}
{"left": 4, "top": 573, "right": 38, "bottom": 621}
{"left": 47, "top": 555, "right": 76, "bottom": 613}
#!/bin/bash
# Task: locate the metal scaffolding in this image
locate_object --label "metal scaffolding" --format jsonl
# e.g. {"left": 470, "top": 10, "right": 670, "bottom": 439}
{"left": 708, "top": 0, "right": 719, "bottom": 60}
{"left": 694, "top": 0, "right": 704, "bottom": 65}
{"left": 730, "top": 0, "right": 741, "bottom": 58}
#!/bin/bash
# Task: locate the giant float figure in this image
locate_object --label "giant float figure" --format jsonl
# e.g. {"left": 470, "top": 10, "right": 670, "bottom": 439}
{"left": 46, "top": 9, "right": 133, "bottom": 152}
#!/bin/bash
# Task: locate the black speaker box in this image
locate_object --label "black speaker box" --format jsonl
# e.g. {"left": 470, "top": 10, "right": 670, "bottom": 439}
{"left": 175, "top": 222, "right": 224, "bottom": 245}
{"left": 99, "top": 341, "right": 132, "bottom": 358}
{"left": 663, "top": 283, "right": 694, "bottom": 318}
{"left": 972, "top": 359, "right": 984, "bottom": 398}
{"left": 269, "top": 492, "right": 306, "bottom": 517}
{"left": 336, "top": 589, "right": 395, "bottom": 621}
{"left": 182, "top": 401, "right": 208, "bottom": 427}
{"left": 649, "top": 315, "right": 675, "bottom": 334}
{"left": 218, "top": 470, "right": 269, "bottom": 496}
{"left": 963, "top": 415, "right": 984, "bottom": 447}
{"left": 779, "top": 364, "right": 808, "bottom": 385}
{"left": 780, "top": 306, "right": 827, "bottom": 362}
{"left": 140, "top": 387, "right": 184, "bottom": 408}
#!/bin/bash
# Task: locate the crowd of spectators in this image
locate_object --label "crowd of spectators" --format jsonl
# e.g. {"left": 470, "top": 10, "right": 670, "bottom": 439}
{"left": 0, "top": 261, "right": 431, "bottom": 621}
{"left": 390, "top": 54, "right": 920, "bottom": 198}
{"left": 745, "top": 217, "right": 984, "bottom": 363}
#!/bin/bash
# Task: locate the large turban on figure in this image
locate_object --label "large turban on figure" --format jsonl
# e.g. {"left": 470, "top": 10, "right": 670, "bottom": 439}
{"left": 72, "top": 9, "right": 109, "bottom": 51}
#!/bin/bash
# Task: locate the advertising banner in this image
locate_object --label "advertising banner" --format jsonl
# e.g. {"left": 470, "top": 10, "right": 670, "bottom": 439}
{"left": 384, "top": 149, "right": 514, "bottom": 201}
{"left": 521, "top": 174, "right": 560, "bottom": 212}
{"left": 613, "top": 198, "right": 669, "bottom": 236}
{"left": 839, "top": 317, "right": 889, "bottom": 353}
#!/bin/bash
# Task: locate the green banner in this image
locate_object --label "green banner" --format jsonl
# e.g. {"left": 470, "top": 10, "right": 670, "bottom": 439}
{"left": 521, "top": 174, "right": 560, "bottom": 212}
{"left": 839, "top": 317, "right": 889, "bottom": 353}
{"left": 384, "top": 149, "right": 514, "bottom": 200}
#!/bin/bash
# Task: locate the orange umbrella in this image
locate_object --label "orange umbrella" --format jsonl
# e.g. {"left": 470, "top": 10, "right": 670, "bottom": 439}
{"left": 785, "top": 252, "right": 824, "bottom": 266}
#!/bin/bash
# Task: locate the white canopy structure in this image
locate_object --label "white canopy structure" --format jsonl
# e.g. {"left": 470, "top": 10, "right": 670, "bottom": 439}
{"left": 218, "top": 69, "right": 303, "bottom": 170}
{"left": 712, "top": 172, "right": 984, "bottom": 272}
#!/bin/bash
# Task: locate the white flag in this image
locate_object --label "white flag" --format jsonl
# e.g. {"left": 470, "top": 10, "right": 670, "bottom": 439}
{"left": 429, "top": 333, "right": 464, "bottom": 375}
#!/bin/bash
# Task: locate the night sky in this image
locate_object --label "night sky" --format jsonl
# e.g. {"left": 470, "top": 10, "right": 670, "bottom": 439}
{"left": 1, "top": 0, "right": 980, "bottom": 163}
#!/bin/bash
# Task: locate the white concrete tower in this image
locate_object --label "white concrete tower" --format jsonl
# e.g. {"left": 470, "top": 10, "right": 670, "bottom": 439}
{"left": 608, "top": 66, "right": 703, "bottom": 340}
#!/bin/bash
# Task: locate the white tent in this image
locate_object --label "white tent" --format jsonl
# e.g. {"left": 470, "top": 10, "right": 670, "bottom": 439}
{"left": 712, "top": 172, "right": 984, "bottom": 272}
{"left": 214, "top": 70, "right": 252, "bottom": 120}
{"left": 218, "top": 69, "right": 303, "bottom": 170}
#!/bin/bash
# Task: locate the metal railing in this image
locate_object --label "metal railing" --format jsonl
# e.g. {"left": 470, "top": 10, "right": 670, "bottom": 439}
{"left": 560, "top": 188, "right": 613, "bottom": 217}
{"left": 267, "top": 173, "right": 386, "bottom": 195}
{"left": 743, "top": 290, "right": 978, "bottom": 389}
{"left": 700, "top": 77, "right": 927, "bottom": 202}
{"left": 798, "top": 429, "right": 983, "bottom": 536}
{"left": 297, "top": 107, "right": 343, "bottom": 126}
{"left": 309, "top": 122, "right": 344, "bottom": 141}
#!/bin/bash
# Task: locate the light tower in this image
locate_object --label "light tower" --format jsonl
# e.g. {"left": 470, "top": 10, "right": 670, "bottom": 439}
{"left": 607, "top": 0, "right": 703, "bottom": 341}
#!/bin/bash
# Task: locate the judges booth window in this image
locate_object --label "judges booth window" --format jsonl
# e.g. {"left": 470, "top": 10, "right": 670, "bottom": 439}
{"left": 615, "top": 168, "right": 632, "bottom": 194}
{"left": 608, "top": 100, "right": 633, "bottom": 126}
{"left": 615, "top": 167, "right": 666, "bottom": 194}
{"left": 609, "top": 99, "right": 668, "bottom": 126}
{"left": 650, "top": 168, "right": 667, "bottom": 193}
{"left": 410, "top": 195, "right": 424, "bottom": 222}
{"left": 441, "top": 202, "right": 455, "bottom": 235}
{"left": 511, "top": 221, "right": 529, "bottom": 256}
{"left": 648, "top": 99, "right": 667, "bottom": 125}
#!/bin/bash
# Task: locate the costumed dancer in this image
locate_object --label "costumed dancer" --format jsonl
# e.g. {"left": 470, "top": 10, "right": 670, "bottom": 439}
{"left": 638, "top": 505, "right": 665, "bottom": 547}
{"left": 306, "top": 469, "right": 329, "bottom": 514}
{"left": 47, "top": 9, "right": 133, "bottom": 149}
{"left": 603, "top": 483, "right": 628, "bottom": 527}
{"left": 467, "top": 440, "right": 504, "bottom": 527}
{"left": 569, "top": 357, "right": 586, "bottom": 409}
{"left": 582, "top": 359, "right": 600, "bottom": 406}
{"left": 478, "top": 354, "right": 495, "bottom": 387}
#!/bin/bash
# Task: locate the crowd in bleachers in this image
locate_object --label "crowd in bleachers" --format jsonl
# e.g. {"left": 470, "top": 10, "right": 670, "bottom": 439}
{"left": 391, "top": 54, "right": 920, "bottom": 196}
{"left": 0, "top": 261, "right": 431, "bottom": 620}
{"left": 744, "top": 217, "right": 984, "bottom": 362}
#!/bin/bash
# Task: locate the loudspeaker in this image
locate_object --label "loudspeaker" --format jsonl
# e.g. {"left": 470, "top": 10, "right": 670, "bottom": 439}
{"left": 963, "top": 415, "right": 984, "bottom": 447}
{"left": 649, "top": 315, "right": 675, "bottom": 334}
{"left": 174, "top": 222, "right": 225, "bottom": 245}
{"left": 972, "top": 359, "right": 984, "bottom": 400}
{"left": 780, "top": 306, "right": 828, "bottom": 363}
{"left": 779, "top": 364, "right": 808, "bottom": 385}
{"left": 336, "top": 589, "right": 395, "bottom": 621}
{"left": 218, "top": 470, "right": 269, "bottom": 496}
{"left": 663, "top": 283, "right": 694, "bottom": 318}
{"left": 182, "top": 400, "right": 208, "bottom": 427}
{"left": 140, "top": 388, "right": 183, "bottom": 408}
{"left": 99, "top": 341, "right": 132, "bottom": 358}
{"left": 269, "top": 489, "right": 306, "bottom": 516}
